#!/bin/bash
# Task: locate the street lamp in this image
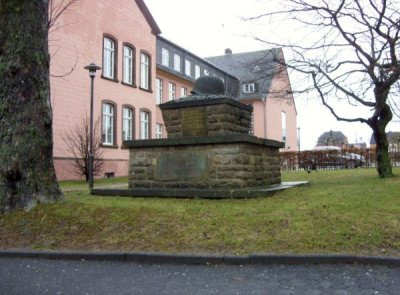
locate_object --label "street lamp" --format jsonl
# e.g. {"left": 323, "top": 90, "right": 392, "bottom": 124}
{"left": 297, "top": 127, "right": 301, "bottom": 152}
{"left": 84, "top": 63, "right": 101, "bottom": 189}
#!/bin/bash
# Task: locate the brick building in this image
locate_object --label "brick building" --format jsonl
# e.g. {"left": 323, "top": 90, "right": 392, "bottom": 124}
{"left": 50, "top": 0, "right": 297, "bottom": 180}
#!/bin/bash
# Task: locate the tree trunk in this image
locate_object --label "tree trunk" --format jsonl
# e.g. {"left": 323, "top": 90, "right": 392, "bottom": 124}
{"left": 370, "top": 103, "right": 394, "bottom": 178}
{"left": 0, "top": 0, "right": 62, "bottom": 213}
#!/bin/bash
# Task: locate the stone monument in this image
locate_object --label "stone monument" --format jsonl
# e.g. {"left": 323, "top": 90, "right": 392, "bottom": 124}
{"left": 118, "top": 76, "right": 284, "bottom": 198}
{"left": 91, "top": 77, "right": 307, "bottom": 199}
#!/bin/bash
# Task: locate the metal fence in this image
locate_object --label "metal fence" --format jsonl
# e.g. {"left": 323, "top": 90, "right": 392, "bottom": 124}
{"left": 281, "top": 148, "right": 400, "bottom": 171}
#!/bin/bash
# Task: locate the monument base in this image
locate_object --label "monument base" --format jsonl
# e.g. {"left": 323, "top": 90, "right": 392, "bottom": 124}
{"left": 91, "top": 181, "right": 308, "bottom": 199}
{"left": 124, "top": 134, "right": 284, "bottom": 190}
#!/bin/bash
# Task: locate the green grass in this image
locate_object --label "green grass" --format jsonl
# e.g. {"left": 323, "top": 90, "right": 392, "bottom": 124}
{"left": 59, "top": 176, "right": 128, "bottom": 191}
{"left": 1, "top": 168, "right": 399, "bottom": 256}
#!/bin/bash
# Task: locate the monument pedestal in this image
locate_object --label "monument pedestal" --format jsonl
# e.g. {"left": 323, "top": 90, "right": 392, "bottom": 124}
{"left": 126, "top": 134, "right": 283, "bottom": 190}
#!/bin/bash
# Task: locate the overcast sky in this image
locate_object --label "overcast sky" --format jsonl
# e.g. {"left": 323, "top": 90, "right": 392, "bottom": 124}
{"left": 144, "top": 0, "right": 400, "bottom": 150}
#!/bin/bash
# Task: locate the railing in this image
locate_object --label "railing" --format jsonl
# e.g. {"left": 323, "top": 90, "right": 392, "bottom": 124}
{"left": 281, "top": 148, "right": 400, "bottom": 171}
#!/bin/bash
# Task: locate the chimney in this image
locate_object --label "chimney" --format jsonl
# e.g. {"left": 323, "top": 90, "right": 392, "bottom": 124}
{"left": 225, "top": 48, "right": 232, "bottom": 55}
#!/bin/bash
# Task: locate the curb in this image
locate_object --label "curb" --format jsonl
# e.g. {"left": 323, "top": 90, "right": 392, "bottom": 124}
{"left": 1, "top": 250, "right": 400, "bottom": 266}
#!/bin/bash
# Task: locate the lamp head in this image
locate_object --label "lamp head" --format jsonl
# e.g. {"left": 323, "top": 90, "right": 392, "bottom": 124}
{"left": 84, "top": 63, "right": 101, "bottom": 78}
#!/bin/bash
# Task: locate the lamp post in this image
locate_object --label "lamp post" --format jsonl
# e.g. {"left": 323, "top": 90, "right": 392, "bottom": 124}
{"left": 84, "top": 63, "right": 101, "bottom": 189}
{"left": 297, "top": 127, "right": 301, "bottom": 152}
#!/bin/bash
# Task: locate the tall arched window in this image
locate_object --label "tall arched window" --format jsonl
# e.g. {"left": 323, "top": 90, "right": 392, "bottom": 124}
{"left": 123, "top": 44, "right": 135, "bottom": 85}
{"left": 140, "top": 52, "right": 150, "bottom": 90}
{"left": 102, "top": 102, "right": 115, "bottom": 145}
{"left": 156, "top": 78, "right": 163, "bottom": 105}
{"left": 281, "top": 111, "right": 287, "bottom": 147}
{"left": 103, "top": 36, "right": 117, "bottom": 79}
{"left": 122, "top": 106, "right": 134, "bottom": 141}
{"left": 140, "top": 110, "right": 150, "bottom": 139}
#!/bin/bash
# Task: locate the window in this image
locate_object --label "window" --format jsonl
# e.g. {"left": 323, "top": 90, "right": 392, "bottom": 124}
{"left": 103, "top": 37, "right": 116, "bottom": 79}
{"left": 156, "top": 78, "right": 163, "bottom": 105}
{"left": 140, "top": 52, "right": 150, "bottom": 90}
{"left": 168, "top": 82, "right": 176, "bottom": 101}
{"left": 123, "top": 45, "right": 134, "bottom": 85}
{"left": 140, "top": 110, "right": 150, "bottom": 139}
{"left": 161, "top": 48, "right": 169, "bottom": 67}
{"left": 185, "top": 59, "right": 191, "bottom": 76}
{"left": 180, "top": 86, "right": 187, "bottom": 98}
{"left": 195, "top": 65, "right": 201, "bottom": 79}
{"left": 204, "top": 69, "right": 209, "bottom": 76}
{"left": 249, "top": 111, "right": 254, "bottom": 135}
{"left": 174, "top": 54, "right": 181, "bottom": 72}
{"left": 243, "top": 83, "right": 255, "bottom": 93}
{"left": 122, "top": 107, "right": 133, "bottom": 141}
{"left": 156, "top": 124, "right": 163, "bottom": 139}
{"left": 281, "top": 111, "right": 287, "bottom": 146}
{"left": 102, "top": 102, "right": 115, "bottom": 145}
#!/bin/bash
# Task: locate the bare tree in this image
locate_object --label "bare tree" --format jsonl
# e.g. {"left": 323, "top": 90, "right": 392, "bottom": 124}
{"left": 62, "top": 116, "right": 103, "bottom": 181}
{"left": 48, "top": 0, "right": 79, "bottom": 78}
{"left": 48, "top": 0, "right": 79, "bottom": 30}
{"left": 248, "top": 0, "right": 400, "bottom": 178}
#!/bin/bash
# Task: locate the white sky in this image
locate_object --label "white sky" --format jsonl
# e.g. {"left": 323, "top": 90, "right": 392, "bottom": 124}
{"left": 144, "top": 0, "right": 400, "bottom": 150}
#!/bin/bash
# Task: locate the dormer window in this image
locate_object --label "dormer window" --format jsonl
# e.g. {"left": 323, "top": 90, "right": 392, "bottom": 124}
{"left": 161, "top": 48, "right": 169, "bottom": 67}
{"left": 243, "top": 83, "right": 255, "bottom": 93}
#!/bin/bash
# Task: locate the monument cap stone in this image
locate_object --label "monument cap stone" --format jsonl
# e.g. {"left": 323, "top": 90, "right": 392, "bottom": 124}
{"left": 160, "top": 77, "right": 253, "bottom": 138}
{"left": 191, "top": 76, "right": 225, "bottom": 95}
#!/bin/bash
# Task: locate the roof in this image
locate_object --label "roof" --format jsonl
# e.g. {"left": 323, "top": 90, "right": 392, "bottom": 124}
{"left": 370, "top": 131, "right": 400, "bottom": 144}
{"left": 316, "top": 130, "right": 348, "bottom": 146}
{"left": 156, "top": 36, "right": 238, "bottom": 81}
{"left": 206, "top": 48, "right": 282, "bottom": 100}
{"left": 135, "top": 0, "right": 161, "bottom": 35}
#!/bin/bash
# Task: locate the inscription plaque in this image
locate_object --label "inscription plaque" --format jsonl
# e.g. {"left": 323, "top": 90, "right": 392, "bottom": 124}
{"left": 181, "top": 107, "right": 207, "bottom": 137}
{"left": 156, "top": 151, "right": 208, "bottom": 181}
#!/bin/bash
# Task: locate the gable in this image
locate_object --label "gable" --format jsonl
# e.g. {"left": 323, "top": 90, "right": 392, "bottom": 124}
{"left": 135, "top": 0, "right": 161, "bottom": 35}
{"left": 206, "top": 48, "right": 283, "bottom": 100}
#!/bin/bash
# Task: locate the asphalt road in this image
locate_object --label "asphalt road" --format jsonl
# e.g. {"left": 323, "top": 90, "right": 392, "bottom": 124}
{"left": 1, "top": 257, "right": 399, "bottom": 294}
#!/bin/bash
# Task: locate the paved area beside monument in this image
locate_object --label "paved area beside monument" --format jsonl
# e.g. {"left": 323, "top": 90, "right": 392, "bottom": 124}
{"left": 1, "top": 257, "right": 399, "bottom": 294}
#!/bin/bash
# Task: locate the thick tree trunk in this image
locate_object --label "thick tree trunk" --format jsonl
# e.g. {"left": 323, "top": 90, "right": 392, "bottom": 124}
{"left": 372, "top": 126, "right": 393, "bottom": 178}
{"left": 0, "top": 0, "right": 62, "bottom": 213}
{"left": 369, "top": 103, "right": 394, "bottom": 178}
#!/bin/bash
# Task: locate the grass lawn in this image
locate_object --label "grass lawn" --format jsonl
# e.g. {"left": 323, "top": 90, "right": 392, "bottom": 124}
{"left": 1, "top": 168, "right": 399, "bottom": 256}
{"left": 59, "top": 176, "right": 128, "bottom": 191}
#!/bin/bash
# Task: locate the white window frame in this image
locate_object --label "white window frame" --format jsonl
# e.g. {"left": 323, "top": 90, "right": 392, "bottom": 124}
{"left": 123, "top": 46, "right": 133, "bottom": 84}
{"left": 249, "top": 111, "right": 254, "bottom": 135}
{"left": 140, "top": 53, "right": 150, "bottom": 90}
{"left": 161, "top": 48, "right": 169, "bottom": 67}
{"left": 174, "top": 54, "right": 181, "bottom": 72}
{"left": 102, "top": 103, "right": 114, "bottom": 145}
{"left": 168, "top": 82, "right": 176, "bottom": 101}
{"left": 140, "top": 111, "right": 150, "bottom": 139}
{"left": 281, "top": 111, "right": 287, "bottom": 146}
{"left": 155, "top": 124, "right": 163, "bottom": 139}
{"left": 195, "top": 64, "right": 201, "bottom": 79}
{"left": 185, "top": 59, "right": 191, "bottom": 77}
{"left": 122, "top": 107, "right": 133, "bottom": 141}
{"left": 103, "top": 37, "right": 115, "bottom": 79}
{"left": 180, "top": 86, "right": 187, "bottom": 98}
{"left": 243, "top": 83, "right": 255, "bottom": 93}
{"left": 156, "top": 78, "right": 163, "bottom": 105}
